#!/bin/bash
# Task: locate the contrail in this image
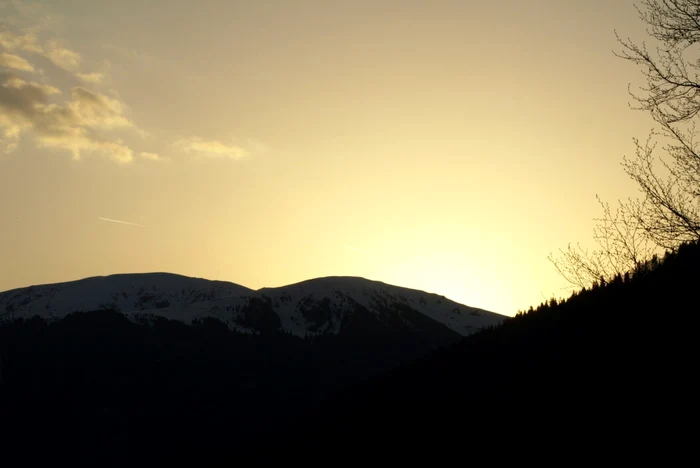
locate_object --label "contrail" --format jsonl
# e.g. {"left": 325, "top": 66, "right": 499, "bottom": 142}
{"left": 98, "top": 217, "right": 146, "bottom": 227}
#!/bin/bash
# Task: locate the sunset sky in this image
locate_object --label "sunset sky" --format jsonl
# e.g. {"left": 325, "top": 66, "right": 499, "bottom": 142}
{"left": 0, "top": 0, "right": 657, "bottom": 316}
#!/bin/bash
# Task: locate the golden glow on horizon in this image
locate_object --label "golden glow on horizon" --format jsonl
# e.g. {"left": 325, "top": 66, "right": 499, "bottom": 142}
{"left": 0, "top": 1, "right": 654, "bottom": 315}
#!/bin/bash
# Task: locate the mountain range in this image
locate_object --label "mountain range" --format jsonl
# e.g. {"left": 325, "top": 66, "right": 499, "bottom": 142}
{"left": 0, "top": 272, "right": 505, "bottom": 466}
{"left": 0, "top": 272, "right": 504, "bottom": 337}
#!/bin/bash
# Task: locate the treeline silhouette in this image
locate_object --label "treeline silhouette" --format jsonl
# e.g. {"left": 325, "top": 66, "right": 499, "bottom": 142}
{"left": 0, "top": 309, "right": 457, "bottom": 466}
{"left": 266, "top": 241, "right": 699, "bottom": 460}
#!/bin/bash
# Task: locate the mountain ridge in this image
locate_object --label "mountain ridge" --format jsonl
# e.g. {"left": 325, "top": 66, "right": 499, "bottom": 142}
{"left": 0, "top": 272, "right": 504, "bottom": 337}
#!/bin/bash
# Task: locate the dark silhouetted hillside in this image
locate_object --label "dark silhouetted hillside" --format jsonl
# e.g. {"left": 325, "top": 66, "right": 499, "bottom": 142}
{"left": 0, "top": 305, "right": 460, "bottom": 466}
{"left": 268, "top": 241, "right": 699, "bottom": 461}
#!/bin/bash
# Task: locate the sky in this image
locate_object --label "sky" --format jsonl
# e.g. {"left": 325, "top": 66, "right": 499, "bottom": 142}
{"left": 0, "top": 0, "right": 659, "bottom": 316}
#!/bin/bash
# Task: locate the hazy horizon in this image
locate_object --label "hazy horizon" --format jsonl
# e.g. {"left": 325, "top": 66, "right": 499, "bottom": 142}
{"left": 1, "top": 0, "right": 655, "bottom": 316}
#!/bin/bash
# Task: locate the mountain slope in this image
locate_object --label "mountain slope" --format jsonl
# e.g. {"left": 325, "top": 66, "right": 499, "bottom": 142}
{"left": 0, "top": 272, "right": 505, "bottom": 466}
{"left": 0, "top": 272, "right": 252, "bottom": 319}
{"left": 0, "top": 273, "right": 504, "bottom": 337}
{"left": 267, "top": 242, "right": 699, "bottom": 461}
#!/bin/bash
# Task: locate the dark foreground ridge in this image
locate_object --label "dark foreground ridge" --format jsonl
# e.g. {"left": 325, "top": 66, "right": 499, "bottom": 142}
{"left": 265, "top": 241, "right": 698, "bottom": 461}
{"left": 0, "top": 296, "right": 463, "bottom": 466}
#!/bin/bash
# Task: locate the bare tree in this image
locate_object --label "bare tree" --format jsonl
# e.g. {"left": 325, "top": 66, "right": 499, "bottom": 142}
{"left": 544, "top": 1, "right": 700, "bottom": 290}
{"left": 549, "top": 196, "right": 656, "bottom": 289}
{"left": 615, "top": 0, "right": 700, "bottom": 248}
{"left": 551, "top": 1, "right": 700, "bottom": 289}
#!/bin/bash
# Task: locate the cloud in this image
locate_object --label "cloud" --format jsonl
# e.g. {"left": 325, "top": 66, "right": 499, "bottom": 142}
{"left": 0, "top": 23, "right": 255, "bottom": 167}
{"left": 0, "top": 72, "right": 135, "bottom": 162}
{"left": 0, "top": 13, "right": 149, "bottom": 165}
{"left": 67, "top": 87, "right": 132, "bottom": 128}
{"left": 76, "top": 72, "right": 103, "bottom": 84}
{"left": 174, "top": 136, "right": 249, "bottom": 160}
{"left": 37, "top": 133, "right": 134, "bottom": 164}
{"left": 0, "top": 30, "right": 83, "bottom": 72}
{"left": 140, "top": 151, "right": 168, "bottom": 162}
{"left": 0, "top": 73, "right": 60, "bottom": 149}
{"left": 1, "top": 72, "right": 57, "bottom": 93}
{"left": 0, "top": 29, "right": 44, "bottom": 54}
{"left": 0, "top": 51, "right": 34, "bottom": 71}
{"left": 45, "top": 38, "right": 80, "bottom": 70}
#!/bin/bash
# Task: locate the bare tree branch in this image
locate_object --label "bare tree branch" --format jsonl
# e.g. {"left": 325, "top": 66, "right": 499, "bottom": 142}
{"left": 616, "top": 1, "right": 700, "bottom": 247}
{"left": 552, "top": 1, "right": 700, "bottom": 288}
{"left": 548, "top": 196, "right": 657, "bottom": 289}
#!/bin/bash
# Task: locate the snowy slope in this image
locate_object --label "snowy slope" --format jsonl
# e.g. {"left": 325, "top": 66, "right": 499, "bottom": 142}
{"left": 0, "top": 273, "right": 252, "bottom": 320}
{"left": 255, "top": 276, "right": 503, "bottom": 336}
{"left": 0, "top": 273, "right": 505, "bottom": 337}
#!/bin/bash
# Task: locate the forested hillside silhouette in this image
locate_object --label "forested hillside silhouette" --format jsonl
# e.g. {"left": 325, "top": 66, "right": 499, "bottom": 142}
{"left": 0, "top": 308, "right": 458, "bottom": 466}
{"left": 270, "top": 240, "right": 699, "bottom": 460}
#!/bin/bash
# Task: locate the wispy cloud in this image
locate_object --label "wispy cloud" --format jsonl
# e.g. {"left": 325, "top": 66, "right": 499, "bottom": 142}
{"left": 0, "top": 72, "right": 137, "bottom": 162}
{"left": 45, "top": 38, "right": 80, "bottom": 70}
{"left": 0, "top": 30, "right": 44, "bottom": 54}
{"left": 174, "top": 136, "right": 249, "bottom": 160}
{"left": 67, "top": 86, "right": 132, "bottom": 128}
{"left": 97, "top": 217, "right": 146, "bottom": 227}
{"left": 75, "top": 72, "right": 103, "bottom": 84}
{"left": 1, "top": 9, "right": 259, "bottom": 168}
{"left": 0, "top": 29, "right": 81, "bottom": 71}
{"left": 0, "top": 51, "right": 34, "bottom": 71}
{"left": 140, "top": 151, "right": 168, "bottom": 162}
{"left": 0, "top": 7, "right": 150, "bottom": 164}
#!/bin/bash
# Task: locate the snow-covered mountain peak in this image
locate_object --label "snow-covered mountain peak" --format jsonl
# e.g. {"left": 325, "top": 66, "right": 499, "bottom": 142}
{"left": 0, "top": 273, "right": 505, "bottom": 337}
